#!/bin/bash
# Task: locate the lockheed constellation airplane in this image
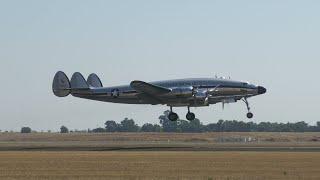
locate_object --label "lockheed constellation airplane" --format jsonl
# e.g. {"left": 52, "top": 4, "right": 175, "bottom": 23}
{"left": 53, "top": 71, "right": 266, "bottom": 121}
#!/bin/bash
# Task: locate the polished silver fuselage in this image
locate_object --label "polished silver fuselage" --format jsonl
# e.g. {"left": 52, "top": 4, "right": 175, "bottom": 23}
{"left": 72, "top": 78, "right": 260, "bottom": 107}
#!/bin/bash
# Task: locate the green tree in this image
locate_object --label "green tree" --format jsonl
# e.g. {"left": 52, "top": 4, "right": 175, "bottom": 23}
{"left": 119, "top": 118, "right": 139, "bottom": 132}
{"left": 141, "top": 123, "right": 161, "bottom": 132}
{"left": 292, "top": 121, "right": 308, "bottom": 132}
{"left": 178, "top": 119, "right": 203, "bottom": 132}
{"left": 21, "top": 127, "right": 31, "bottom": 133}
{"left": 205, "top": 123, "right": 219, "bottom": 132}
{"left": 141, "top": 123, "right": 155, "bottom": 132}
{"left": 92, "top": 127, "right": 106, "bottom": 133}
{"left": 105, "top": 120, "right": 119, "bottom": 132}
{"left": 60, "top": 126, "right": 69, "bottom": 133}
{"left": 153, "top": 124, "right": 161, "bottom": 132}
{"left": 316, "top": 122, "right": 320, "bottom": 131}
{"left": 159, "top": 111, "right": 178, "bottom": 132}
{"left": 188, "top": 118, "right": 203, "bottom": 132}
{"left": 217, "top": 119, "right": 224, "bottom": 132}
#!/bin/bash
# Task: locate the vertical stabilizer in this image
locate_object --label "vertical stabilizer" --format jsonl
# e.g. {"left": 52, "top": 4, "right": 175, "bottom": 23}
{"left": 52, "top": 71, "right": 71, "bottom": 97}
{"left": 70, "top": 72, "right": 89, "bottom": 89}
{"left": 87, "top": 73, "right": 103, "bottom": 87}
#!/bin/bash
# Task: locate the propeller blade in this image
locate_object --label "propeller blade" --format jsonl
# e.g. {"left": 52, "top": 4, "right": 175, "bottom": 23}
{"left": 192, "top": 86, "right": 197, "bottom": 106}
{"left": 204, "top": 97, "right": 209, "bottom": 106}
{"left": 208, "top": 85, "right": 220, "bottom": 94}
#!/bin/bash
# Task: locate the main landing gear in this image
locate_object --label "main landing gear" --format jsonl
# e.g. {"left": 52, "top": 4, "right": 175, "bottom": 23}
{"left": 168, "top": 106, "right": 196, "bottom": 121}
{"left": 168, "top": 106, "right": 179, "bottom": 121}
{"left": 243, "top": 98, "right": 253, "bottom": 119}
{"left": 186, "top": 106, "right": 195, "bottom": 121}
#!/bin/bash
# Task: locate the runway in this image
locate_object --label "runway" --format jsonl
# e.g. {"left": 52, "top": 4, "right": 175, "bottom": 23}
{"left": 1, "top": 132, "right": 320, "bottom": 152}
{"left": 1, "top": 142, "right": 320, "bottom": 152}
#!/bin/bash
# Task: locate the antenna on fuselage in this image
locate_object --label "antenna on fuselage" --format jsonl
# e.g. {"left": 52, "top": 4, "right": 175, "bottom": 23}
{"left": 215, "top": 75, "right": 231, "bottom": 80}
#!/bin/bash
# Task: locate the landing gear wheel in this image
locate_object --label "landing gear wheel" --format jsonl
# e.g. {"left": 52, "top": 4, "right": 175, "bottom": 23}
{"left": 243, "top": 98, "right": 253, "bottom": 119}
{"left": 247, "top": 112, "right": 253, "bottom": 119}
{"left": 168, "top": 112, "right": 179, "bottom": 121}
{"left": 186, "top": 112, "right": 195, "bottom": 121}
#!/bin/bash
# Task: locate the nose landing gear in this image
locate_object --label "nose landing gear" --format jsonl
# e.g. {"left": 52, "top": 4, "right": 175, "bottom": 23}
{"left": 246, "top": 112, "right": 253, "bottom": 119}
{"left": 243, "top": 98, "right": 254, "bottom": 119}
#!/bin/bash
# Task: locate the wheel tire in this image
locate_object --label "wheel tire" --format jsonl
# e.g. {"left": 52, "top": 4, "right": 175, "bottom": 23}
{"left": 168, "top": 112, "right": 179, "bottom": 121}
{"left": 247, "top": 112, "right": 253, "bottom": 119}
{"left": 186, "top": 112, "right": 195, "bottom": 121}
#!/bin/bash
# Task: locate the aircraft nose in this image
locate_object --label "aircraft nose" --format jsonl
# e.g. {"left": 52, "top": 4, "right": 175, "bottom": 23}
{"left": 257, "top": 86, "right": 267, "bottom": 94}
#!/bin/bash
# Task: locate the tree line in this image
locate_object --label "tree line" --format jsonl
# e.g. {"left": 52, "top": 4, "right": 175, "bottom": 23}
{"left": 17, "top": 111, "right": 320, "bottom": 133}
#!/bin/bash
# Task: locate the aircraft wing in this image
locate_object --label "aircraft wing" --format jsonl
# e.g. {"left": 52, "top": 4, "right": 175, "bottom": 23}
{"left": 130, "top": 80, "right": 171, "bottom": 95}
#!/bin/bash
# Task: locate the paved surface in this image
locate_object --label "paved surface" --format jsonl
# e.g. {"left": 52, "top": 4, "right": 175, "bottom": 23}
{"left": 1, "top": 142, "right": 320, "bottom": 152}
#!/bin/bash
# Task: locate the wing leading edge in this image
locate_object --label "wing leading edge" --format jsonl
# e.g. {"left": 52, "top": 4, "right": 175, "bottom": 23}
{"left": 130, "top": 80, "right": 171, "bottom": 95}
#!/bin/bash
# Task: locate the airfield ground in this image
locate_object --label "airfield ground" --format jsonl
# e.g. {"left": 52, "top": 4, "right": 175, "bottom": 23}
{"left": 0, "top": 132, "right": 320, "bottom": 179}
{"left": 1, "top": 151, "right": 320, "bottom": 180}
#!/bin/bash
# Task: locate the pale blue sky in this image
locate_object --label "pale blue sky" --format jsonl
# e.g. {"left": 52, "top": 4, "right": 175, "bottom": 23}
{"left": 1, "top": 0, "right": 320, "bottom": 131}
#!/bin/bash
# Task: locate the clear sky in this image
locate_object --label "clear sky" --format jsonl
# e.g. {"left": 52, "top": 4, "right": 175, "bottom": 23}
{"left": 1, "top": 0, "right": 320, "bottom": 131}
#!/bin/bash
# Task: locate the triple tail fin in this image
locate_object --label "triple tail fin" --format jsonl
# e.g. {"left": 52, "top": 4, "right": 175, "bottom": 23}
{"left": 53, "top": 71, "right": 91, "bottom": 97}
{"left": 87, "top": 73, "right": 103, "bottom": 87}
{"left": 52, "top": 71, "right": 71, "bottom": 97}
{"left": 70, "top": 72, "right": 89, "bottom": 89}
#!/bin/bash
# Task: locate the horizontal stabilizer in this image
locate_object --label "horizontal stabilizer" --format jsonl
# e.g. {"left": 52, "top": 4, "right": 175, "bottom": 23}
{"left": 87, "top": 73, "right": 103, "bottom": 87}
{"left": 130, "top": 80, "right": 171, "bottom": 95}
{"left": 70, "top": 72, "right": 89, "bottom": 89}
{"left": 52, "top": 71, "right": 71, "bottom": 97}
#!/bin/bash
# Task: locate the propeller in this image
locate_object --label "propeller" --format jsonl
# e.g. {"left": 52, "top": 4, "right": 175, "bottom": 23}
{"left": 192, "top": 86, "right": 212, "bottom": 106}
{"left": 208, "top": 84, "right": 220, "bottom": 94}
{"left": 192, "top": 86, "right": 198, "bottom": 106}
{"left": 204, "top": 95, "right": 210, "bottom": 106}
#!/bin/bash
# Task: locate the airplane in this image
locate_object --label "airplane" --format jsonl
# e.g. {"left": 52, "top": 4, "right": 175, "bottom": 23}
{"left": 52, "top": 71, "right": 266, "bottom": 121}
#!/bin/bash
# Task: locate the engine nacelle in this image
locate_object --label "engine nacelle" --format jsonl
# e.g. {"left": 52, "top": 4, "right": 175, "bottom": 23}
{"left": 191, "top": 90, "right": 210, "bottom": 106}
{"left": 193, "top": 91, "right": 207, "bottom": 99}
{"left": 170, "top": 86, "right": 193, "bottom": 96}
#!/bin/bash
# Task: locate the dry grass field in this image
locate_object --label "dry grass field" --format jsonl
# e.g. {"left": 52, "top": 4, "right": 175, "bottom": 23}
{"left": 1, "top": 133, "right": 320, "bottom": 179}
{"left": 0, "top": 151, "right": 320, "bottom": 180}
